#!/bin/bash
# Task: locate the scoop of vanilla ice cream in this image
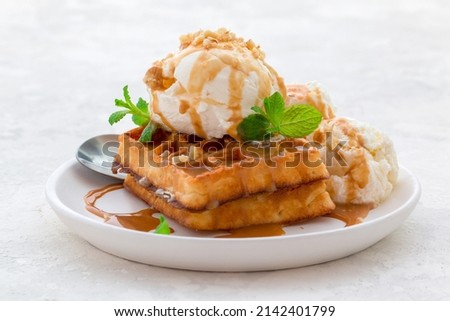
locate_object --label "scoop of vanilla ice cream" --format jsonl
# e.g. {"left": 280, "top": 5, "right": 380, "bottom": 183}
{"left": 286, "top": 82, "right": 336, "bottom": 119}
{"left": 309, "top": 117, "right": 398, "bottom": 206}
{"left": 143, "top": 29, "right": 285, "bottom": 139}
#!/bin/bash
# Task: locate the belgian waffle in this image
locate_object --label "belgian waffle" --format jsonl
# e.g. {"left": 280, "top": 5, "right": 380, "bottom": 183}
{"left": 124, "top": 173, "right": 335, "bottom": 230}
{"left": 112, "top": 127, "right": 335, "bottom": 230}
{"left": 114, "top": 127, "right": 331, "bottom": 211}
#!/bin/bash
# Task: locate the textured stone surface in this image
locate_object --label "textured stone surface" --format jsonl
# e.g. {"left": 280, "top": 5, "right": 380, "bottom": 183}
{"left": 1, "top": 0, "right": 449, "bottom": 300}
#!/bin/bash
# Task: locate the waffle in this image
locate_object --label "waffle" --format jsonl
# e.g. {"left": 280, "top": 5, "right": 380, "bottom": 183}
{"left": 124, "top": 173, "right": 335, "bottom": 230}
{"left": 114, "top": 127, "right": 330, "bottom": 211}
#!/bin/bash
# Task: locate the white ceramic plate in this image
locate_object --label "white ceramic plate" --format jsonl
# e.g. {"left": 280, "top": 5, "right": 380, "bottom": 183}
{"left": 46, "top": 159, "right": 420, "bottom": 272}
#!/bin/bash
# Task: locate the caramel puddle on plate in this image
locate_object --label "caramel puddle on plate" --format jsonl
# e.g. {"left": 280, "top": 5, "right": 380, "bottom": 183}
{"left": 215, "top": 223, "right": 285, "bottom": 238}
{"left": 326, "top": 203, "right": 374, "bottom": 227}
{"left": 216, "top": 203, "right": 374, "bottom": 238}
{"left": 84, "top": 184, "right": 373, "bottom": 236}
{"left": 84, "top": 183, "right": 173, "bottom": 233}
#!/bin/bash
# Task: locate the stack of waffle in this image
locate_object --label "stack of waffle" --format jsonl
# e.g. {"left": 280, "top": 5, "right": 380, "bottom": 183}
{"left": 114, "top": 127, "right": 335, "bottom": 230}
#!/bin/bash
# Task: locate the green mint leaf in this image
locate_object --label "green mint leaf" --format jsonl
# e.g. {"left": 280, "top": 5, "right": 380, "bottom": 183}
{"left": 132, "top": 98, "right": 149, "bottom": 126}
{"left": 122, "top": 85, "right": 134, "bottom": 108}
{"left": 238, "top": 93, "right": 323, "bottom": 141}
{"left": 114, "top": 99, "right": 130, "bottom": 109}
{"left": 108, "top": 110, "right": 129, "bottom": 125}
{"left": 139, "top": 121, "right": 158, "bottom": 142}
{"left": 154, "top": 215, "right": 171, "bottom": 235}
{"left": 278, "top": 104, "right": 322, "bottom": 138}
{"left": 263, "top": 91, "right": 284, "bottom": 130}
{"left": 136, "top": 97, "right": 149, "bottom": 112}
{"left": 237, "top": 114, "right": 270, "bottom": 141}
{"left": 251, "top": 106, "right": 265, "bottom": 115}
{"left": 266, "top": 127, "right": 278, "bottom": 133}
{"left": 111, "top": 85, "right": 154, "bottom": 142}
{"left": 132, "top": 114, "right": 148, "bottom": 126}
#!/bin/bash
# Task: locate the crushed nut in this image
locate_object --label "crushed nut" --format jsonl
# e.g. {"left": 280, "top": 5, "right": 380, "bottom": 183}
{"left": 188, "top": 146, "right": 203, "bottom": 160}
{"left": 171, "top": 154, "right": 189, "bottom": 165}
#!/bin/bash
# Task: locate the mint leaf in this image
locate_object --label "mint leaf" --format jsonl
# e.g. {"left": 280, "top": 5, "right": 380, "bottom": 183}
{"left": 139, "top": 121, "right": 158, "bottom": 142}
{"left": 251, "top": 106, "right": 265, "bottom": 115}
{"left": 279, "top": 104, "right": 322, "bottom": 138}
{"left": 114, "top": 99, "right": 130, "bottom": 109}
{"left": 237, "top": 92, "right": 323, "bottom": 141}
{"left": 154, "top": 215, "right": 171, "bottom": 235}
{"left": 110, "top": 85, "right": 156, "bottom": 141}
{"left": 237, "top": 114, "right": 270, "bottom": 141}
{"left": 132, "top": 98, "right": 149, "bottom": 126}
{"left": 136, "top": 97, "right": 149, "bottom": 112}
{"left": 132, "top": 115, "right": 147, "bottom": 126}
{"left": 122, "top": 85, "right": 134, "bottom": 107}
{"left": 108, "top": 110, "right": 129, "bottom": 125}
{"left": 264, "top": 92, "right": 284, "bottom": 130}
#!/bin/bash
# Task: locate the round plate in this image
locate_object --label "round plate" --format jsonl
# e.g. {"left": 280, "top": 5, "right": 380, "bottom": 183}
{"left": 46, "top": 159, "right": 420, "bottom": 272}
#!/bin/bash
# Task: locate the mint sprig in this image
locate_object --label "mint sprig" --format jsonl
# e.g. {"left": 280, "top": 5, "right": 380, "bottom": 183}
{"left": 237, "top": 92, "right": 322, "bottom": 141}
{"left": 237, "top": 114, "right": 270, "bottom": 141}
{"left": 109, "top": 85, "right": 157, "bottom": 142}
{"left": 154, "top": 215, "right": 171, "bottom": 235}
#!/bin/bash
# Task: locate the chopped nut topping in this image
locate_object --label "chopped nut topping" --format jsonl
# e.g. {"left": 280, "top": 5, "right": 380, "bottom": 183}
{"left": 138, "top": 177, "right": 150, "bottom": 187}
{"left": 178, "top": 28, "right": 265, "bottom": 59}
{"left": 171, "top": 154, "right": 189, "bottom": 165}
{"left": 188, "top": 146, "right": 203, "bottom": 160}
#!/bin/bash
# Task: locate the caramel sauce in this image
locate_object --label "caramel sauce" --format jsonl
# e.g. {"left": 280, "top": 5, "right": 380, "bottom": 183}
{"left": 312, "top": 128, "right": 326, "bottom": 143}
{"left": 263, "top": 62, "right": 286, "bottom": 98}
{"left": 189, "top": 107, "right": 207, "bottom": 138}
{"left": 84, "top": 183, "right": 124, "bottom": 218}
{"left": 186, "top": 50, "right": 223, "bottom": 138}
{"left": 105, "top": 210, "right": 161, "bottom": 232}
{"left": 151, "top": 94, "right": 176, "bottom": 131}
{"left": 179, "top": 100, "right": 190, "bottom": 114}
{"left": 225, "top": 67, "right": 245, "bottom": 138}
{"left": 313, "top": 118, "right": 370, "bottom": 204}
{"left": 305, "top": 86, "right": 335, "bottom": 119}
{"left": 326, "top": 203, "right": 373, "bottom": 227}
{"left": 216, "top": 223, "right": 285, "bottom": 238}
{"left": 84, "top": 184, "right": 172, "bottom": 233}
{"left": 84, "top": 184, "right": 372, "bottom": 236}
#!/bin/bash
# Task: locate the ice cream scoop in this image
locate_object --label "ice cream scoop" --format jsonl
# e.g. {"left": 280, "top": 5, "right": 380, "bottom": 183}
{"left": 144, "top": 28, "right": 286, "bottom": 139}
{"left": 309, "top": 117, "right": 398, "bottom": 206}
{"left": 286, "top": 82, "right": 335, "bottom": 119}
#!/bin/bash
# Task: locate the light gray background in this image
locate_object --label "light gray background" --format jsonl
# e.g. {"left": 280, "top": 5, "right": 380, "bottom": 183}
{"left": 1, "top": 0, "right": 449, "bottom": 300}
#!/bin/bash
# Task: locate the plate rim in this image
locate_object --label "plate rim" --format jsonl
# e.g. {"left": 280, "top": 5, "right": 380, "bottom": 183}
{"left": 46, "top": 158, "right": 421, "bottom": 243}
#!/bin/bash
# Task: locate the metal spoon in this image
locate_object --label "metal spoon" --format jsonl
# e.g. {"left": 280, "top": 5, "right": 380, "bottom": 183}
{"left": 76, "top": 134, "right": 126, "bottom": 180}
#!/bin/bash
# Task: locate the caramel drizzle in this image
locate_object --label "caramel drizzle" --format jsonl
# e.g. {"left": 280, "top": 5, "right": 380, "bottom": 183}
{"left": 216, "top": 223, "right": 285, "bottom": 238}
{"left": 305, "top": 87, "right": 335, "bottom": 119}
{"left": 151, "top": 93, "right": 176, "bottom": 131}
{"left": 84, "top": 183, "right": 168, "bottom": 233}
{"left": 321, "top": 118, "right": 371, "bottom": 204}
{"left": 186, "top": 50, "right": 223, "bottom": 138}
{"left": 179, "top": 100, "right": 190, "bottom": 114}
{"left": 149, "top": 47, "right": 199, "bottom": 132}
{"left": 225, "top": 67, "right": 246, "bottom": 141}
{"left": 262, "top": 61, "right": 286, "bottom": 98}
{"left": 84, "top": 183, "right": 372, "bottom": 235}
{"left": 326, "top": 203, "right": 373, "bottom": 227}
{"left": 84, "top": 183, "right": 124, "bottom": 219}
